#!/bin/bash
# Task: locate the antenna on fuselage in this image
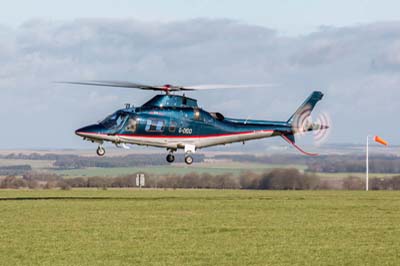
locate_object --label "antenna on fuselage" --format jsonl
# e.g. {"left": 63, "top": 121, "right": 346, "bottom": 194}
{"left": 244, "top": 116, "right": 250, "bottom": 124}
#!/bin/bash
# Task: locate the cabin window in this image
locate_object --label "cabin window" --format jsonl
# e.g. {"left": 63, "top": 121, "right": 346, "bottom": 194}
{"left": 126, "top": 119, "right": 137, "bottom": 132}
{"left": 194, "top": 109, "right": 201, "bottom": 120}
{"left": 204, "top": 113, "right": 214, "bottom": 124}
{"left": 169, "top": 121, "right": 177, "bottom": 132}
{"left": 156, "top": 121, "right": 164, "bottom": 131}
{"left": 145, "top": 120, "right": 165, "bottom": 132}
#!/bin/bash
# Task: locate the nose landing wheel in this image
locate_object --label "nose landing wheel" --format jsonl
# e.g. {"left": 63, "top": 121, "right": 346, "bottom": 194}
{"left": 96, "top": 146, "right": 106, "bottom": 156}
{"left": 184, "top": 155, "right": 193, "bottom": 165}
{"left": 166, "top": 154, "right": 175, "bottom": 163}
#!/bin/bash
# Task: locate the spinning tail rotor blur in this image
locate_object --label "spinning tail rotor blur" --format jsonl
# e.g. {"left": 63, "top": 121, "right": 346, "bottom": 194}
{"left": 313, "top": 112, "right": 331, "bottom": 146}
{"left": 292, "top": 107, "right": 331, "bottom": 146}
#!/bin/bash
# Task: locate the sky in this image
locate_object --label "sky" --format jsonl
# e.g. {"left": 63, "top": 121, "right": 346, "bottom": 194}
{"left": 3, "top": 0, "right": 400, "bottom": 36}
{"left": 1, "top": 1, "right": 400, "bottom": 150}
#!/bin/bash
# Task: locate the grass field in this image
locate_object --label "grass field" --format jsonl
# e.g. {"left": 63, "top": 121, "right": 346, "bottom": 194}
{"left": 0, "top": 189, "right": 399, "bottom": 265}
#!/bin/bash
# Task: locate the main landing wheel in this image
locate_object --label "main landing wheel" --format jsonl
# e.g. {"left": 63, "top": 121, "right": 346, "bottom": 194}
{"left": 166, "top": 154, "right": 175, "bottom": 163}
{"left": 96, "top": 146, "right": 106, "bottom": 157}
{"left": 184, "top": 155, "right": 193, "bottom": 165}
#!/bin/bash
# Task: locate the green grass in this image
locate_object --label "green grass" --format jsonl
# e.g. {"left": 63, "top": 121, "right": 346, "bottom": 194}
{"left": 0, "top": 189, "right": 400, "bottom": 265}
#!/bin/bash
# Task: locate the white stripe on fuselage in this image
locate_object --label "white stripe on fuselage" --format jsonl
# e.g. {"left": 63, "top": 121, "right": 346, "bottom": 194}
{"left": 77, "top": 130, "right": 274, "bottom": 149}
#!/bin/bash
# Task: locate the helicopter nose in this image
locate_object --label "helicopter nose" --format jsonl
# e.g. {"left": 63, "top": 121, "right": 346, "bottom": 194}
{"left": 75, "top": 124, "right": 102, "bottom": 137}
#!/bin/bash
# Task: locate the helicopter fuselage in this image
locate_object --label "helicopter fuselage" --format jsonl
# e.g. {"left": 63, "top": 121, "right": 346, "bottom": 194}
{"left": 75, "top": 92, "right": 325, "bottom": 164}
{"left": 76, "top": 106, "right": 289, "bottom": 149}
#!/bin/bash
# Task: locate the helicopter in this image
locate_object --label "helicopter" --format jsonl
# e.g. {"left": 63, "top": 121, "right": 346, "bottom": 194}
{"left": 64, "top": 81, "right": 329, "bottom": 165}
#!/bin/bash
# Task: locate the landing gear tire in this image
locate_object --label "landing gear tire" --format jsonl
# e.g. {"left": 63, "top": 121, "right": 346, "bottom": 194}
{"left": 96, "top": 146, "right": 106, "bottom": 157}
{"left": 184, "top": 155, "right": 193, "bottom": 165}
{"left": 166, "top": 154, "right": 175, "bottom": 163}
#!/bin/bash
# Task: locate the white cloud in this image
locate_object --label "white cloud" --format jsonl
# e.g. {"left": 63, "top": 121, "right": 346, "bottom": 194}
{"left": 1, "top": 18, "right": 400, "bottom": 148}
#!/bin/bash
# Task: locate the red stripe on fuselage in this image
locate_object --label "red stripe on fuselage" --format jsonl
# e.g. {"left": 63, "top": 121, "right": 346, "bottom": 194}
{"left": 77, "top": 130, "right": 274, "bottom": 139}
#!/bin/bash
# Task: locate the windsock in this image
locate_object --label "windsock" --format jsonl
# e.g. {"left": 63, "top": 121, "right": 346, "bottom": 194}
{"left": 374, "top": 136, "right": 388, "bottom": 146}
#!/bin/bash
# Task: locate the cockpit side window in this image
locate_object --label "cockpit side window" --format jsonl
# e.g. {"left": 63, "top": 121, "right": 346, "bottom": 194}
{"left": 100, "top": 112, "right": 128, "bottom": 130}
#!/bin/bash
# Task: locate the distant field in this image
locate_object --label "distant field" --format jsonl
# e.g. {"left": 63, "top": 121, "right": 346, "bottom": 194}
{"left": 1, "top": 156, "right": 397, "bottom": 179}
{"left": 54, "top": 162, "right": 307, "bottom": 177}
{"left": 0, "top": 159, "right": 55, "bottom": 169}
{"left": 52, "top": 163, "right": 399, "bottom": 179}
{"left": 0, "top": 190, "right": 399, "bottom": 265}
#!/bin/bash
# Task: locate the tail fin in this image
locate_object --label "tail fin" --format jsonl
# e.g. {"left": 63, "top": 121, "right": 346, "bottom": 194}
{"left": 287, "top": 91, "right": 324, "bottom": 124}
{"left": 281, "top": 91, "right": 324, "bottom": 157}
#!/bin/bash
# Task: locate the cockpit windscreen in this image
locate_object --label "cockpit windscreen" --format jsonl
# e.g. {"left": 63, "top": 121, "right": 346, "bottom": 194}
{"left": 100, "top": 111, "right": 128, "bottom": 129}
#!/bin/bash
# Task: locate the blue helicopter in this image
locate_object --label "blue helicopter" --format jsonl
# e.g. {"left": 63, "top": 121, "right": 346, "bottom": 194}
{"left": 66, "top": 81, "right": 328, "bottom": 165}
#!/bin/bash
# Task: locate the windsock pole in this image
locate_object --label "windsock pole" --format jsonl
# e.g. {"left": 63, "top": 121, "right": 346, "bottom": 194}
{"left": 366, "top": 135, "right": 388, "bottom": 191}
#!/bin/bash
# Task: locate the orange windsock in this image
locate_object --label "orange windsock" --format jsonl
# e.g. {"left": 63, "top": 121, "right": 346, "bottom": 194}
{"left": 374, "top": 136, "right": 388, "bottom": 146}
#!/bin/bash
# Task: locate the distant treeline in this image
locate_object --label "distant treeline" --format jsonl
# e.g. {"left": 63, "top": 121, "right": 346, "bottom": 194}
{"left": 307, "top": 157, "right": 400, "bottom": 173}
{"left": 1, "top": 169, "right": 400, "bottom": 190}
{"left": 215, "top": 154, "right": 400, "bottom": 173}
{"left": 0, "top": 165, "right": 32, "bottom": 175}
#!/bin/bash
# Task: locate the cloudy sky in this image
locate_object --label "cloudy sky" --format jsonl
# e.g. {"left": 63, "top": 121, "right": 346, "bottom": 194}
{"left": 1, "top": 0, "right": 400, "bottom": 149}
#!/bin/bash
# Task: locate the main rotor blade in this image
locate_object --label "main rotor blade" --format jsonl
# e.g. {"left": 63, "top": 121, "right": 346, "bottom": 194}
{"left": 57, "top": 81, "right": 162, "bottom": 90}
{"left": 184, "top": 84, "right": 278, "bottom": 90}
{"left": 91, "top": 81, "right": 198, "bottom": 91}
{"left": 57, "top": 80, "right": 196, "bottom": 92}
{"left": 57, "top": 80, "right": 278, "bottom": 92}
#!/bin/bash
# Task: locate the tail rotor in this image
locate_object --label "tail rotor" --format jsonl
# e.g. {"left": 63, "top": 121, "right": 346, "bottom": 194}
{"left": 313, "top": 112, "right": 331, "bottom": 146}
{"left": 286, "top": 110, "right": 331, "bottom": 155}
{"left": 281, "top": 91, "right": 330, "bottom": 156}
{"left": 292, "top": 109, "right": 331, "bottom": 143}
